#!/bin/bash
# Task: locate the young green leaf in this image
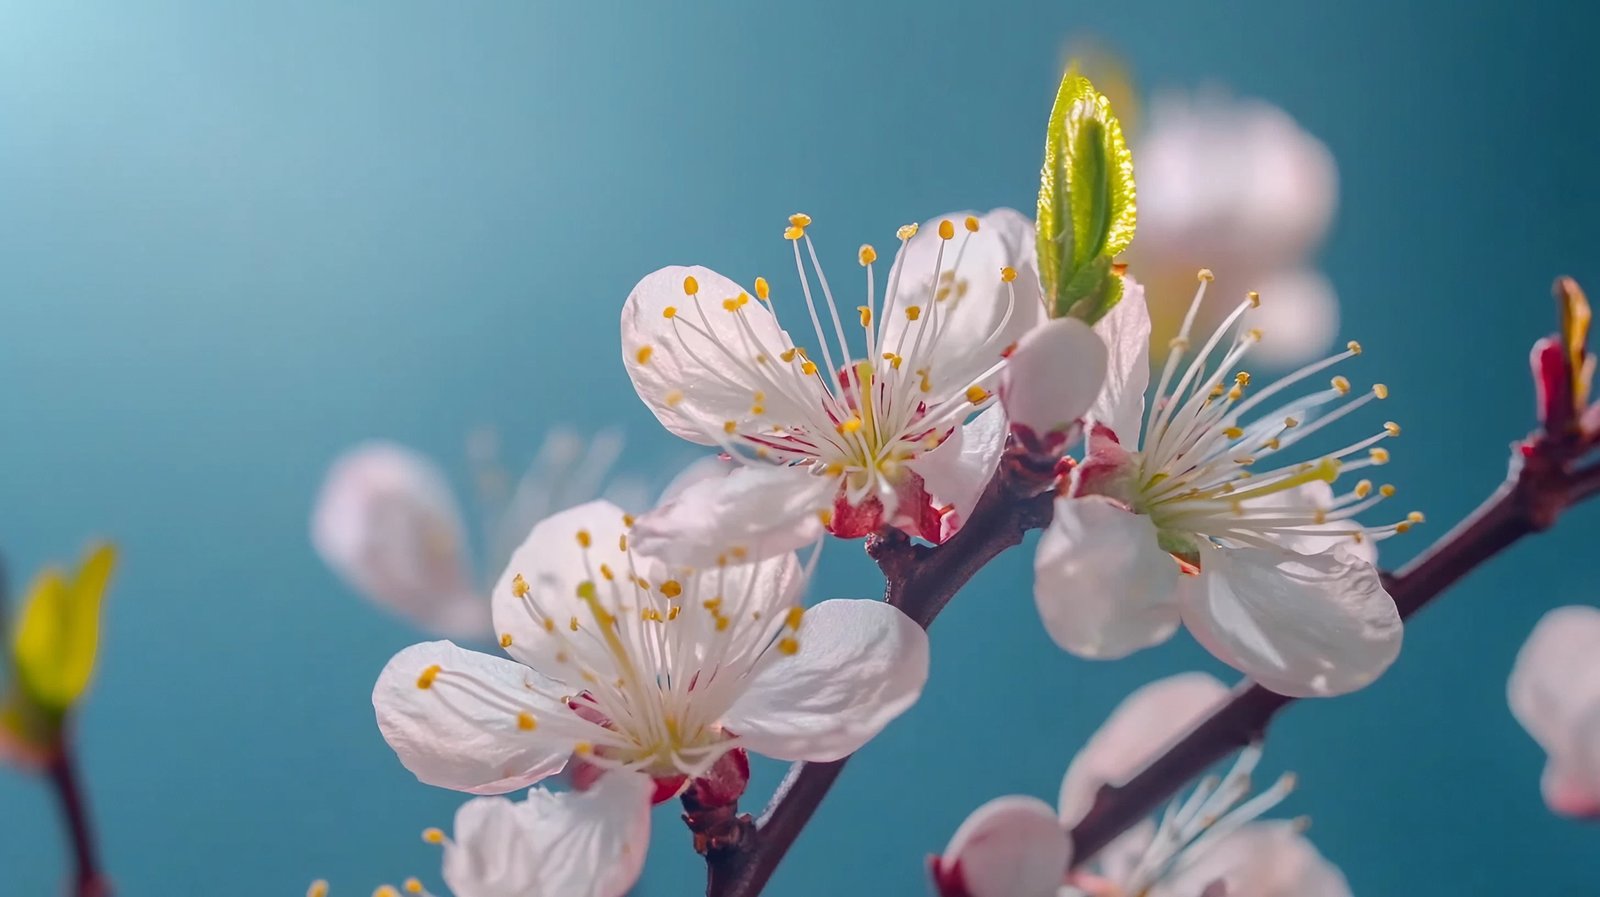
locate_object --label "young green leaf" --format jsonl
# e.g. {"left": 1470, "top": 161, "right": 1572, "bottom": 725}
{"left": 11, "top": 544, "right": 117, "bottom": 713}
{"left": 1037, "top": 69, "right": 1136, "bottom": 321}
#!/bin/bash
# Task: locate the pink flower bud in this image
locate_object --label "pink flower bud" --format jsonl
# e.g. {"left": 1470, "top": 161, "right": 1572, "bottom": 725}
{"left": 1001, "top": 319, "right": 1108, "bottom": 457}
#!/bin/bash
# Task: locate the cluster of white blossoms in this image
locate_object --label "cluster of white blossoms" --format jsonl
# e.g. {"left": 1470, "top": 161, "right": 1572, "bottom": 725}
{"left": 934, "top": 674, "right": 1351, "bottom": 897}
{"left": 352, "top": 203, "right": 1416, "bottom": 895}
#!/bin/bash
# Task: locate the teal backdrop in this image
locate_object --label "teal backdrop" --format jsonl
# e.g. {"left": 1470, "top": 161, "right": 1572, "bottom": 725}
{"left": 1, "top": 1, "right": 1596, "bottom": 894}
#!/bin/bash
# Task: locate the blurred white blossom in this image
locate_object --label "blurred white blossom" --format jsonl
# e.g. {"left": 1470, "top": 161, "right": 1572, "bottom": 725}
{"left": 624, "top": 210, "right": 1049, "bottom": 564}
{"left": 312, "top": 428, "right": 652, "bottom": 640}
{"left": 934, "top": 673, "right": 1350, "bottom": 897}
{"left": 1034, "top": 277, "right": 1411, "bottom": 697}
{"left": 1509, "top": 605, "right": 1600, "bottom": 818}
{"left": 1130, "top": 92, "right": 1340, "bottom": 368}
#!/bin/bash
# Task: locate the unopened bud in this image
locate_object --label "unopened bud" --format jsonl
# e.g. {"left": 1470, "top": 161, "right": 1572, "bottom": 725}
{"left": 932, "top": 795, "right": 1071, "bottom": 897}
{"left": 1000, "top": 318, "right": 1108, "bottom": 455}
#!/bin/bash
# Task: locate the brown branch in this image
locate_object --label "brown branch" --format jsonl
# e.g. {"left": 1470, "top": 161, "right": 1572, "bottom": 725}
{"left": 1065, "top": 438, "right": 1582, "bottom": 864}
{"left": 700, "top": 453, "right": 1057, "bottom": 897}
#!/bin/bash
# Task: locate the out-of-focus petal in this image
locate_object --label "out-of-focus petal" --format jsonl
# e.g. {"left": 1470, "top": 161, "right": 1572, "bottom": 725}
{"left": 1058, "top": 672, "right": 1231, "bottom": 826}
{"left": 1240, "top": 269, "right": 1339, "bottom": 368}
{"left": 1153, "top": 820, "right": 1351, "bottom": 897}
{"left": 1178, "top": 544, "right": 1401, "bottom": 698}
{"left": 722, "top": 599, "right": 929, "bottom": 762}
{"left": 443, "top": 772, "right": 653, "bottom": 897}
{"left": 933, "top": 795, "right": 1069, "bottom": 897}
{"left": 1509, "top": 605, "right": 1600, "bottom": 816}
{"left": 1034, "top": 496, "right": 1181, "bottom": 660}
{"left": 312, "top": 442, "right": 485, "bottom": 639}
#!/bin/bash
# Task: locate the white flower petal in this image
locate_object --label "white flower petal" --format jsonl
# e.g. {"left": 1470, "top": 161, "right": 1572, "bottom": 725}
{"left": 1034, "top": 496, "right": 1182, "bottom": 660}
{"left": 630, "top": 463, "right": 832, "bottom": 565}
{"left": 1135, "top": 94, "right": 1336, "bottom": 270}
{"left": 491, "top": 500, "right": 658, "bottom": 681}
{"left": 907, "top": 404, "right": 1006, "bottom": 534}
{"left": 1252, "top": 482, "right": 1377, "bottom": 566}
{"left": 723, "top": 598, "right": 929, "bottom": 761}
{"left": 1509, "top": 605, "right": 1600, "bottom": 815}
{"left": 623, "top": 264, "right": 819, "bottom": 445}
{"left": 1000, "top": 317, "right": 1109, "bottom": 437}
{"left": 936, "top": 796, "right": 1069, "bottom": 897}
{"left": 1153, "top": 820, "right": 1350, "bottom": 897}
{"left": 443, "top": 772, "right": 653, "bottom": 897}
{"left": 879, "top": 208, "right": 1046, "bottom": 397}
{"left": 659, "top": 453, "right": 739, "bottom": 503}
{"left": 1087, "top": 278, "right": 1151, "bottom": 442}
{"left": 373, "top": 641, "right": 575, "bottom": 794}
{"left": 1058, "top": 672, "right": 1230, "bottom": 826}
{"left": 311, "top": 442, "right": 485, "bottom": 639}
{"left": 1240, "top": 269, "right": 1339, "bottom": 368}
{"left": 1178, "top": 544, "right": 1401, "bottom": 698}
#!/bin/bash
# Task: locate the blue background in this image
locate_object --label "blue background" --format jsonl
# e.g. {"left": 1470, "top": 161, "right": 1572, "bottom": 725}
{"left": 1, "top": 1, "right": 1596, "bottom": 894}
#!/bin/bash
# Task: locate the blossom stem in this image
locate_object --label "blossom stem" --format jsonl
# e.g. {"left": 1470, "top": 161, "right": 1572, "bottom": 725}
{"left": 701, "top": 451, "right": 1058, "bottom": 896}
{"left": 45, "top": 743, "right": 113, "bottom": 897}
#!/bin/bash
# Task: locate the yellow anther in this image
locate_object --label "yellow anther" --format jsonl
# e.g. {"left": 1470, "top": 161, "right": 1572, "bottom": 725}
{"left": 1223, "top": 426, "right": 1245, "bottom": 439}
{"left": 1314, "top": 508, "right": 1328, "bottom": 524}
{"left": 1264, "top": 437, "right": 1282, "bottom": 450}
{"left": 784, "top": 606, "right": 805, "bottom": 629}
{"left": 715, "top": 614, "right": 732, "bottom": 632}
{"left": 789, "top": 212, "right": 812, "bottom": 228}
{"left": 1384, "top": 421, "right": 1401, "bottom": 437}
{"left": 622, "top": 513, "right": 635, "bottom": 527}
{"left": 1396, "top": 522, "right": 1412, "bottom": 534}
{"left": 663, "top": 306, "right": 678, "bottom": 319}
{"left": 576, "top": 529, "right": 592, "bottom": 548}
{"left": 542, "top": 617, "right": 556, "bottom": 633}
{"left": 777, "top": 636, "right": 800, "bottom": 656}
{"left": 751, "top": 404, "right": 765, "bottom": 415}
{"left": 722, "top": 297, "right": 741, "bottom": 312}
{"left": 683, "top": 275, "right": 699, "bottom": 296}
{"left": 1347, "top": 340, "right": 1363, "bottom": 355}
{"left": 838, "top": 417, "right": 863, "bottom": 434}
{"left": 731, "top": 545, "right": 748, "bottom": 560}
{"left": 1355, "top": 480, "right": 1373, "bottom": 498}
{"left": 1246, "top": 328, "right": 1263, "bottom": 342}
{"left": 634, "top": 345, "right": 654, "bottom": 365}
{"left": 702, "top": 597, "right": 723, "bottom": 612}
{"left": 1380, "top": 484, "right": 1397, "bottom": 497}
{"left": 918, "top": 369, "right": 932, "bottom": 393}
{"left": 801, "top": 361, "right": 818, "bottom": 376}
{"left": 1001, "top": 266, "right": 1017, "bottom": 283}
{"left": 780, "top": 347, "right": 798, "bottom": 363}
{"left": 569, "top": 615, "right": 580, "bottom": 632}
{"left": 422, "top": 827, "right": 445, "bottom": 845}
{"left": 404, "top": 880, "right": 424, "bottom": 895}
{"left": 1209, "top": 384, "right": 1225, "bottom": 398}
{"left": 859, "top": 244, "right": 877, "bottom": 265}
{"left": 1247, "top": 291, "right": 1260, "bottom": 307}
{"left": 1198, "top": 268, "right": 1215, "bottom": 282}
{"left": 416, "top": 664, "right": 441, "bottom": 690}
{"left": 618, "top": 532, "right": 628, "bottom": 550}
{"left": 938, "top": 219, "right": 955, "bottom": 240}
{"left": 668, "top": 606, "right": 681, "bottom": 621}
{"left": 965, "top": 385, "right": 990, "bottom": 405}
{"left": 1373, "top": 383, "right": 1390, "bottom": 399}
{"left": 897, "top": 223, "right": 919, "bottom": 240}
{"left": 882, "top": 352, "right": 903, "bottom": 369}
{"left": 661, "top": 580, "right": 683, "bottom": 599}
{"left": 1284, "top": 416, "right": 1300, "bottom": 428}
{"left": 374, "top": 885, "right": 400, "bottom": 897}
{"left": 964, "top": 215, "right": 980, "bottom": 232}
{"left": 1369, "top": 447, "right": 1391, "bottom": 464}
{"left": 754, "top": 276, "right": 770, "bottom": 300}
{"left": 905, "top": 305, "right": 922, "bottom": 321}
{"left": 499, "top": 633, "right": 513, "bottom": 648}
{"left": 574, "top": 741, "right": 593, "bottom": 756}
{"left": 517, "top": 711, "right": 537, "bottom": 731}
{"left": 1331, "top": 375, "right": 1352, "bottom": 395}
{"left": 599, "top": 563, "right": 615, "bottom": 581}
{"left": 512, "top": 573, "right": 530, "bottom": 598}
{"left": 858, "top": 305, "right": 873, "bottom": 327}
{"left": 817, "top": 508, "right": 834, "bottom": 527}
{"left": 308, "top": 881, "right": 329, "bottom": 897}
{"left": 1408, "top": 511, "right": 1426, "bottom": 524}
{"left": 723, "top": 420, "right": 737, "bottom": 434}
{"left": 784, "top": 225, "right": 805, "bottom": 240}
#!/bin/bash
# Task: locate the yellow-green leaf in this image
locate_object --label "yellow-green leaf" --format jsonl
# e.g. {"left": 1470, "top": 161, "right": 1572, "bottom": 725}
{"left": 11, "top": 544, "right": 117, "bottom": 712}
{"left": 1037, "top": 68, "right": 1136, "bottom": 321}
